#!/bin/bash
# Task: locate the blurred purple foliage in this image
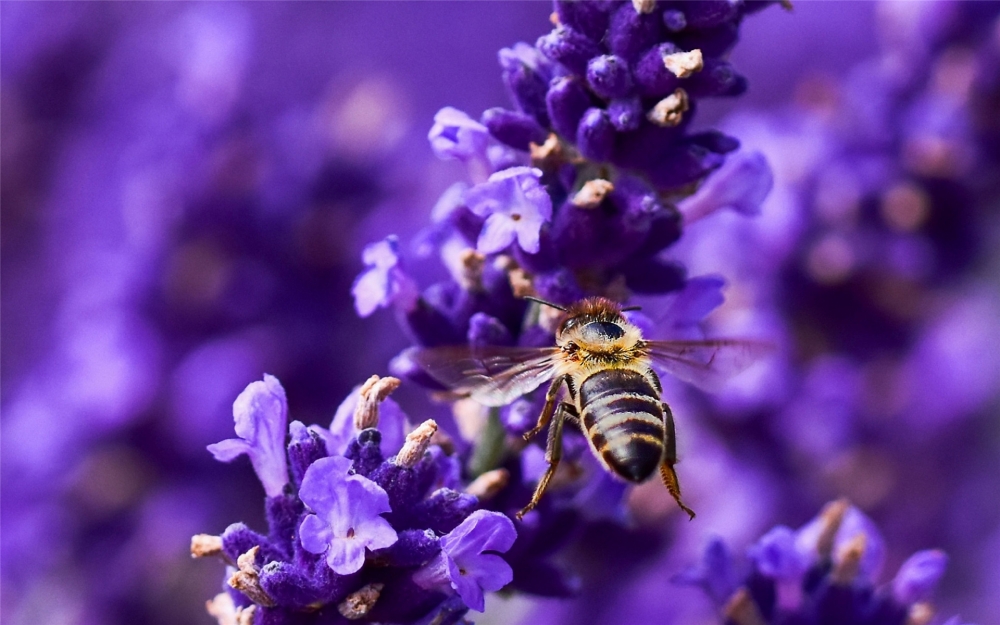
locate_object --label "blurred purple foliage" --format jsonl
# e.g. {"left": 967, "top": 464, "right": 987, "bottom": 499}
{"left": 2, "top": 2, "right": 1000, "bottom": 625}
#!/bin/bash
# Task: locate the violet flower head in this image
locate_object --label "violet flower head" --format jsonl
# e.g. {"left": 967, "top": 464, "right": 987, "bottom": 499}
{"left": 676, "top": 500, "right": 951, "bottom": 625}
{"left": 207, "top": 374, "right": 289, "bottom": 497}
{"left": 352, "top": 235, "right": 418, "bottom": 317}
{"left": 465, "top": 166, "right": 553, "bottom": 254}
{"left": 429, "top": 106, "right": 490, "bottom": 163}
{"left": 414, "top": 509, "right": 517, "bottom": 612}
{"left": 298, "top": 456, "right": 398, "bottom": 575}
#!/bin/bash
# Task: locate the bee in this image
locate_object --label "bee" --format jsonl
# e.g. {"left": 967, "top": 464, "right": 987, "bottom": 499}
{"left": 414, "top": 296, "right": 766, "bottom": 520}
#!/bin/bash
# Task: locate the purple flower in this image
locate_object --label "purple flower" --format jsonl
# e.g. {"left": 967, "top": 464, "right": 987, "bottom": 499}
{"left": 414, "top": 510, "right": 517, "bottom": 612}
{"left": 352, "top": 235, "right": 418, "bottom": 317}
{"left": 207, "top": 374, "right": 289, "bottom": 497}
{"left": 464, "top": 166, "right": 552, "bottom": 254}
{"left": 298, "top": 456, "right": 398, "bottom": 575}
{"left": 749, "top": 525, "right": 807, "bottom": 581}
{"left": 677, "top": 150, "right": 774, "bottom": 224}
{"left": 428, "top": 107, "right": 490, "bottom": 163}
{"left": 892, "top": 549, "right": 948, "bottom": 604}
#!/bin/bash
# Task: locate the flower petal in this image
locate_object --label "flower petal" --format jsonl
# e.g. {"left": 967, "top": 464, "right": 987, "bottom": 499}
{"left": 477, "top": 213, "right": 518, "bottom": 254}
{"left": 299, "top": 514, "right": 333, "bottom": 555}
{"left": 326, "top": 537, "right": 367, "bottom": 575}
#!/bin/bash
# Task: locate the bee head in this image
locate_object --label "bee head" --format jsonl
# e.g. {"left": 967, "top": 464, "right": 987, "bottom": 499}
{"left": 556, "top": 297, "right": 633, "bottom": 345}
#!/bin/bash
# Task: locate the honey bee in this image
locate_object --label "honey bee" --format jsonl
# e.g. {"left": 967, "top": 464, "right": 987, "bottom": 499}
{"left": 414, "top": 296, "right": 767, "bottom": 520}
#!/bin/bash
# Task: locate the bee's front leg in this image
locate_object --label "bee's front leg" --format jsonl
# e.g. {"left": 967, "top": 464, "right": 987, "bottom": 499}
{"left": 660, "top": 401, "right": 696, "bottom": 520}
{"left": 522, "top": 375, "right": 569, "bottom": 442}
{"left": 516, "top": 402, "right": 575, "bottom": 520}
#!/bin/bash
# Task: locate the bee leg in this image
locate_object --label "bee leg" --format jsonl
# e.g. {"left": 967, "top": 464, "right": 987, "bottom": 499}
{"left": 660, "top": 402, "right": 696, "bottom": 520}
{"left": 523, "top": 375, "right": 568, "bottom": 442}
{"left": 516, "top": 402, "right": 571, "bottom": 520}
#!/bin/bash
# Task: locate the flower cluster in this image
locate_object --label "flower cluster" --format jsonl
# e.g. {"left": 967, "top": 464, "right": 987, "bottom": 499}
{"left": 676, "top": 500, "right": 966, "bottom": 625}
{"left": 356, "top": 0, "right": 779, "bottom": 343}
{"left": 194, "top": 374, "right": 517, "bottom": 624}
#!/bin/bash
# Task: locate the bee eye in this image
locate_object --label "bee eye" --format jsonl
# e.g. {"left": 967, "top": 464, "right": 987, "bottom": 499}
{"left": 581, "top": 321, "right": 625, "bottom": 342}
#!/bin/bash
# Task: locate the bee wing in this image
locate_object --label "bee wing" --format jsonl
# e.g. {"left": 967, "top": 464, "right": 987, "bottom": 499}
{"left": 411, "top": 345, "right": 561, "bottom": 407}
{"left": 645, "top": 339, "right": 771, "bottom": 393}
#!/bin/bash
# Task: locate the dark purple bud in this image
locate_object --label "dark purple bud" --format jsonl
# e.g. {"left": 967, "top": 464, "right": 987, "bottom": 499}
{"left": 662, "top": 9, "right": 687, "bottom": 31}
{"left": 344, "top": 428, "right": 384, "bottom": 477}
{"left": 546, "top": 76, "right": 593, "bottom": 138}
{"left": 533, "top": 268, "right": 584, "bottom": 306}
{"left": 287, "top": 422, "right": 328, "bottom": 487}
{"left": 687, "top": 60, "right": 748, "bottom": 97}
{"left": 366, "top": 572, "right": 452, "bottom": 624}
{"left": 512, "top": 225, "right": 560, "bottom": 273}
{"left": 265, "top": 494, "right": 303, "bottom": 559}
{"left": 633, "top": 43, "right": 683, "bottom": 97}
{"left": 554, "top": 0, "right": 612, "bottom": 41}
{"left": 404, "top": 288, "right": 466, "bottom": 347}
{"left": 607, "top": 2, "right": 665, "bottom": 61}
{"left": 645, "top": 141, "right": 726, "bottom": 190}
{"left": 502, "top": 59, "right": 551, "bottom": 128}
{"left": 468, "top": 313, "right": 514, "bottom": 348}
{"left": 612, "top": 120, "right": 685, "bottom": 172}
{"left": 676, "top": 22, "right": 739, "bottom": 57}
{"left": 635, "top": 207, "right": 683, "bottom": 257}
{"left": 586, "top": 54, "right": 634, "bottom": 99}
{"left": 551, "top": 200, "right": 650, "bottom": 270}
{"left": 375, "top": 529, "right": 442, "bottom": 567}
{"left": 536, "top": 26, "right": 603, "bottom": 76}
{"left": 222, "top": 523, "right": 284, "bottom": 564}
{"left": 688, "top": 130, "right": 740, "bottom": 154}
{"left": 607, "top": 96, "right": 643, "bottom": 131}
{"left": 258, "top": 561, "right": 356, "bottom": 609}
{"left": 371, "top": 462, "right": 424, "bottom": 522}
{"left": 576, "top": 108, "right": 615, "bottom": 162}
{"left": 683, "top": 0, "right": 739, "bottom": 29}
{"left": 481, "top": 107, "right": 548, "bottom": 151}
{"left": 410, "top": 488, "right": 478, "bottom": 534}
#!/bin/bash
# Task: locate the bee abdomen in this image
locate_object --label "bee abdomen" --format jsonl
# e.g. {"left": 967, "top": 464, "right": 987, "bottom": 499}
{"left": 579, "top": 370, "right": 664, "bottom": 483}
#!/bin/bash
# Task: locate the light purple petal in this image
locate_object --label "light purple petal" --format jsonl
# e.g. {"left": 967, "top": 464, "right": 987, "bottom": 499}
{"left": 356, "top": 516, "right": 399, "bottom": 552}
{"left": 892, "top": 550, "right": 948, "bottom": 604}
{"left": 477, "top": 213, "right": 518, "bottom": 254}
{"left": 462, "top": 553, "right": 513, "bottom": 592}
{"left": 299, "top": 514, "right": 334, "bottom": 555}
{"left": 446, "top": 557, "right": 487, "bottom": 612}
{"left": 206, "top": 438, "right": 251, "bottom": 462}
{"left": 214, "top": 374, "right": 288, "bottom": 497}
{"left": 513, "top": 214, "right": 544, "bottom": 254}
{"left": 344, "top": 474, "right": 393, "bottom": 517}
{"left": 298, "top": 456, "right": 353, "bottom": 515}
{"left": 749, "top": 526, "right": 806, "bottom": 581}
{"left": 326, "top": 537, "right": 368, "bottom": 575}
{"left": 413, "top": 552, "right": 451, "bottom": 591}
{"left": 678, "top": 150, "right": 773, "bottom": 224}
{"left": 441, "top": 510, "right": 517, "bottom": 559}
{"left": 428, "top": 107, "right": 489, "bottom": 162}
{"left": 352, "top": 268, "right": 389, "bottom": 317}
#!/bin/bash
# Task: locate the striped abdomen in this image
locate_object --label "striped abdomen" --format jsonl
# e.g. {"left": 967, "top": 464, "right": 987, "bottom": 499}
{"left": 578, "top": 368, "right": 664, "bottom": 483}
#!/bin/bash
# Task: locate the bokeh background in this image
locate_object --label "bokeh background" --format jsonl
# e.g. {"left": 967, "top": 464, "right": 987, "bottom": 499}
{"left": 2, "top": 2, "right": 998, "bottom": 625}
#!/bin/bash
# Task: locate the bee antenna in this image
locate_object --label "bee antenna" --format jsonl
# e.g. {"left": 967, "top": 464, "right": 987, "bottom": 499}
{"left": 621, "top": 305, "right": 642, "bottom": 312}
{"left": 523, "top": 296, "right": 568, "bottom": 312}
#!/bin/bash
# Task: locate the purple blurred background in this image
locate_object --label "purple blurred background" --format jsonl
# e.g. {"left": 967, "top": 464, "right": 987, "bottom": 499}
{"left": 2, "top": 2, "right": 998, "bottom": 625}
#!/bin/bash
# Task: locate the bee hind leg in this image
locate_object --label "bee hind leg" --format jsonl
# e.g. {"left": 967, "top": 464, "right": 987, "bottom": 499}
{"left": 516, "top": 402, "right": 573, "bottom": 520}
{"left": 661, "top": 401, "right": 696, "bottom": 520}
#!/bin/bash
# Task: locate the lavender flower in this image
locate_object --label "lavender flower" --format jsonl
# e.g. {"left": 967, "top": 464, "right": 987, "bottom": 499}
{"left": 414, "top": 509, "right": 517, "bottom": 612}
{"left": 298, "top": 456, "right": 398, "bottom": 575}
{"left": 465, "top": 166, "right": 553, "bottom": 254}
{"left": 353, "top": 236, "right": 419, "bottom": 317}
{"left": 193, "top": 375, "right": 520, "bottom": 623}
{"left": 208, "top": 374, "right": 290, "bottom": 498}
{"left": 676, "top": 500, "right": 954, "bottom": 625}
{"left": 429, "top": 106, "right": 491, "bottom": 163}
